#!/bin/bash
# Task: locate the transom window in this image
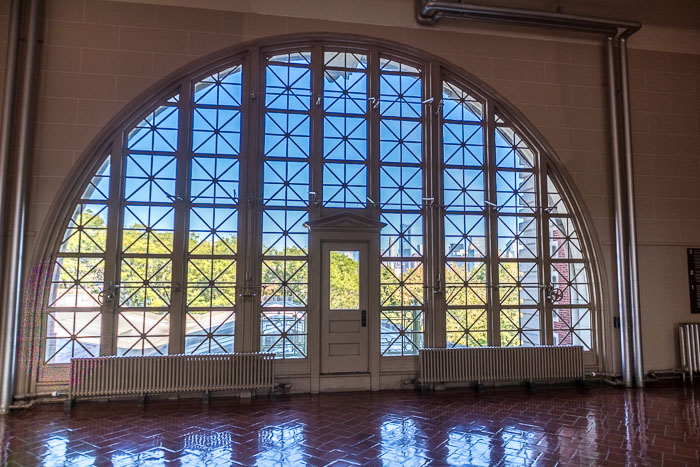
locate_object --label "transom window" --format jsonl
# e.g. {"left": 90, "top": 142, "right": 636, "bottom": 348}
{"left": 40, "top": 39, "right": 597, "bottom": 367}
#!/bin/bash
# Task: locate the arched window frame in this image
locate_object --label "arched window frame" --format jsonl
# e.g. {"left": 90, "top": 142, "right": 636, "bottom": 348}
{"left": 24, "top": 35, "right": 605, "bottom": 385}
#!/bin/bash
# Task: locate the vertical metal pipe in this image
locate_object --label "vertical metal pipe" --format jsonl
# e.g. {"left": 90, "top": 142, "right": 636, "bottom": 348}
{"left": 619, "top": 34, "right": 644, "bottom": 388}
{"left": 0, "top": 0, "right": 44, "bottom": 413}
{"left": 606, "top": 36, "right": 633, "bottom": 388}
{"left": 0, "top": 0, "right": 22, "bottom": 307}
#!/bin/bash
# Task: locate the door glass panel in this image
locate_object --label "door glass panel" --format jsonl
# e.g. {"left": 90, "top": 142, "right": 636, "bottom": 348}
{"left": 329, "top": 250, "right": 360, "bottom": 310}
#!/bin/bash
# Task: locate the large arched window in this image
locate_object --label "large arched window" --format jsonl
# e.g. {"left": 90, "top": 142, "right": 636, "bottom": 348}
{"left": 35, "top": 37, "right": 599, "bottom": 378}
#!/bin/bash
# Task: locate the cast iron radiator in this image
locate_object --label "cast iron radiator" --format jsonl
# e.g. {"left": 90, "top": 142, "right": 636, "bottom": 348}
{"left": 418, "top": 346, "right": 585, "bottom": 385}
{"left": 679, "top": 323, "right": 700, "bottom": 383}
{"left": 69, "top": 352, "right": 275, "bottom": 399}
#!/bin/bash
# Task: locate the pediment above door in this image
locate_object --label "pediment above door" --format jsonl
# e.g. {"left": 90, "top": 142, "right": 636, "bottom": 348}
{"left": 304, "top": 212, "right": 385, "bottom": 233}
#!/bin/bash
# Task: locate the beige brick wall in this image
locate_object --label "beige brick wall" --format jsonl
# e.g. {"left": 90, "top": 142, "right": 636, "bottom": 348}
{"left": 16, "top": 0, "right": 700, "bottom": 375}
{"left": 627, "top": 49, "right": 700, "bottom": 371}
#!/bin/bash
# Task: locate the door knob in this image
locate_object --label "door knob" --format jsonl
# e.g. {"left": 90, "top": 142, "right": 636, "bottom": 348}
{"left": 361, "top": 310, "right": 367, "bottom": 327}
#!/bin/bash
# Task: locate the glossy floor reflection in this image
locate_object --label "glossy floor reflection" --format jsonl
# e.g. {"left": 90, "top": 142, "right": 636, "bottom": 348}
{"left": 2, "top": 382, "right": 700, "bottom": 466}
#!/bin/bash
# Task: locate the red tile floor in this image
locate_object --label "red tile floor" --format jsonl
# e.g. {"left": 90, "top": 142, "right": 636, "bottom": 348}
{"left": 1, "top": 382, "right": 700, "bottom": 466}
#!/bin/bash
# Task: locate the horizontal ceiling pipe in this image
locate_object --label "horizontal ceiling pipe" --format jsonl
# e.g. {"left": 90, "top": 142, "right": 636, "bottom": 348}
{"left": 417, "top": 0, "right": 640, "bottom": 34}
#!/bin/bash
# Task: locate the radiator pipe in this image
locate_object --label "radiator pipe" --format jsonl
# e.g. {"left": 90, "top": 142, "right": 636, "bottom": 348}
{"left": 0, "top": 0, "right": 44, "bottom": 414}
{"left": 13, "top": 391, "right": 67, "bottom": 400}
{"left": 618, "top": 31, "right": 644, "bottom": 388}
{"left": 0, "top": 0, "right": 21, "bottom": 346}
{"left": 414, "top": 0, "right": 642, "bottom": 387}
{"left": 606, "top": 36, "right": 633, "bottom": 388}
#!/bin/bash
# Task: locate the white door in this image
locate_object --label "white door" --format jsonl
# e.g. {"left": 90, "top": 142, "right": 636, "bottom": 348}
{"left": 321, "top": 242, "right": 368, "bottom": 374}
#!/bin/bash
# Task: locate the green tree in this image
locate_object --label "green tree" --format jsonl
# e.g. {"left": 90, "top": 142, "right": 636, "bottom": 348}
{"left": 329, "top": 251, "right": 360, "bottom": 309}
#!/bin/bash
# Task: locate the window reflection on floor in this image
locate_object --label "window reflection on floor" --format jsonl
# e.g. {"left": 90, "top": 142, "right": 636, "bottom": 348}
{"left": 43, "top": 435, "right": 96, "bottom": 467}
{"left": 255, "top": 423, "right": 306, "bottom": 465}
{"left": 379, "top": 417, "right": 428, "bottom": 465}
{"left": 5, "top": 387, "right": 700, "bottom": 465}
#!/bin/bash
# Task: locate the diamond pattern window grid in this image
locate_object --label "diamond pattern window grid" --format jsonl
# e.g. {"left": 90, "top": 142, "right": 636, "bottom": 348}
{"left": 445, "top": 260, "right": 488, "bottom": 348}
{"left": 322, "top": 52, "right": 368, "bottom": 208}
{"left": 500, "top": 308, "right": 541, "bottom": 347}
{"left": 441, "top": 83, "right": 490, "bottom": 348}
{"left": 185, "top": 69, "right": 242, "bottom": 354}
{"left": 127, "top": 105, "right": 179, "bottom": 153}
{"left": 118, "top": 95, "right": 181, "bottom": 356}
{"left": 43, "top": 48, "right": 599, "bottom": 365}
{"left": 117, "top": 311, "right": 170, "bottom": 356}
{"left": 185, "top": 311, "right": 236, "bottom": 354}
{"left": 378, "top": 59, "right": 425, "bottom": 356}
{"left": 45, "top": 155, "right": 111, "bottom": 363}
{"left": 260, "top": 55, "right": 312, "bottom": 358}
{"left": 45, "top": 311, "right": 101, "bottom": 363}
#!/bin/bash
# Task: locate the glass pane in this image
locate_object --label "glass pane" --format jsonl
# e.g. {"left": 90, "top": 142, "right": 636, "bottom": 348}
{"left": 495, "top": 126, "right": 534, "bottom": 169}
{"left": 381, "top": 213, "right": 423, "bottom": 258}
{"left": 192, "top": 108, "right": 240, "bottom": 155}
{"left": 60, "top": 204, "right": 109, "bottom": 254}
{"left": 185, "top": 311, "right": 235, "bottom": 354}
{"left": 444, "top": 261, "right": 487, "bottom": 307}
{"left": 124, "top": 154, "right": 177, "bottom": 203}
{"left": 262, "top": 210, "right": 308, "bottom": 256}
{"left": 45, "top": 312, "right": 101, "bottom": 363}
{"left": 260, "top": 310, "right": 307, "bottom": 358}
{"left": 324, "top": 51, "right": 367, "bottom": 69}
{"left": 261, "top": 260, "right": 308, "bottom": 307}
{"left": 329, "top": 250, "right": 360, "bottom": 310}
{"left": 49, "top": 257, "right": 104, "bottom": 308}
{"left": 323, "top": 163, "right": 367, "bottom": 208}
{"left": 496, "top": 171, "right": 536, "bottom": 213}
{"left": 119, "top": 258, "right": 172, "bottom": 308}
{"left": 264, "top": 113, "right": 310, "bottom": 158}
{"left": 446, "top": 308, "right": 487, "bottom": 348}
{"left": 324, "top": 70, "right": 367, "bottom": 115}
{"left": 546, "top": 176, "right": 569, "bottom": 215}
{"left": 551, "top": 262, "right": 589, "bottom": 305}
{"left": 443, "top": 168, "right": 485, "bottom": 211}
{"left": 442, "top": 81, "right": 483, "bottom": 122}
{"left": 497, "top": 215, "right": 537, "bottom": 259}
{"left": 498, "top": 262, "right": 540, "bottom": 307}
{"left": 380, "top": 165, "right": 423, "bottom": 210}
{"left": 553, "top": 307, "right": 592, "bottom": 350}
{"left": 380, "top": 261, "right": 423, "bottom": 308}
{"left": 380, "top": 73, "right": 422, "bottom": 117}
{"left": 379, "top": 58, "right": 420, "bottom": 74}
{"left": 379, "top": 120, "right": 422, "bottom": 164}
{"left": 127, "top": 104, "right": 179, "bottom": 152}
{"left": 122, "top": 205, "right": 175, "bottom": 254}
{"left": 549, "top": 217, "right": 583, "bottom": 260}
{"left": 116, "top": 311, "right": 170, "bottom": 356}
{"left": 187, "top": 258, "right": 236, "bottom": 307}
{"left": 194, "top": 65, "right": 242, "bottom": 107}
{"left": 380, "top": 309, "right": 423, "bottom": 356}
{"left": 80, "top": 157, "right": 110, "bottom": 201}
{"left": 265, "top": 63, "right": 311, "bottom": 111}
{"left": 500, "top": 308, "right": 541, "bottom": 347}
{"left": 263, "top": 160, "right": 310, "bottom": 207}
{"left": 444, "top": 214, "right": 486, "bottom": 258}
{"left": 443, "top": 123, "right": 484, "bottom": 167}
